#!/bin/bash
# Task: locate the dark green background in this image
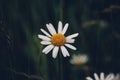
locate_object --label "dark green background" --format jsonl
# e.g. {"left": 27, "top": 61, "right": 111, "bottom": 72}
{"left": 0, "top": 0, "right": 120, "bottom": 80}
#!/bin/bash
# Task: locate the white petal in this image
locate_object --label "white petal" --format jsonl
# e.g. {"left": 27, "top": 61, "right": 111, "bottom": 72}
{"left": 49, "top": 23, "right": 57, "bottom": 34}
{"left": 65, "top": 44, "right": 76, "bottom": 50}
{"left": 40, "top": 29, "right": 51, "bottom": 37}
{"left": 62, "top": 23, "right": 69, "bottom": 34}
{"left": 42, "top": 45, "right": 54, "bottom": 54}
{"left": 66, "top": 39, "right": 75, "bottom": 43}
{"left": 100, "top": 72, "right": 104, "bottom": 80}
{"left": 86, "top": 77, "right": 93, "bottom": 80}
{"left": 58, "top": 21, "right": 62, "bottom": 33}
{"left": 46, "top": 24, "right": 54, "bottom": 35}
{"left": 66, "top": 33, "right": 79, "bottom": 40}
{"left": 105, "top": 74, "right": 114, "bottom": 80}
{"left": 81, "top": 55, "right": 88, "bottom": 63}
{"left": 46, "top": 24, "right": 56, "bottom": 35}
{"left": 94, "top": 73, "right": 99, "bottom": 80}
{"left": 41, "top": 41, "right": 51, "bottom": 45}
{"left": 38, "top": 34, "right": 51, "bottom": 41}
{"left": 60, "top": 46, "right": 70, "bottom": 57}
{"left": 52, "top": 46, "right": 59, "bottom": 58}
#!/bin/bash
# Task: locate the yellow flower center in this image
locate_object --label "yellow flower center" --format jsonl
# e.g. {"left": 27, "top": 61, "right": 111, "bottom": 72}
{"left": 76, "top": 61, "right": 84, "bottom": 65}
{"left": 51, "top": 34, "right": 66, "bottom": 46}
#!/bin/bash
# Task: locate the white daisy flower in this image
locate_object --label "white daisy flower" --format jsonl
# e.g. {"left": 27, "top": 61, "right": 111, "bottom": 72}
{"left": 38, "top": 21, "right": 79, "bottom": 58}
{"left": 86, "top": 72, "right": 114, "bottom": 80}
{"left": 70, "top": 54, "right": 88, "bottom": 65}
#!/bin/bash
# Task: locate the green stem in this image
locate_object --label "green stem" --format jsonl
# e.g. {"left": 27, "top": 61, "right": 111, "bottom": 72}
{"left": 55, "top": 0, "right": 64, "bottom": 80}
{"left": 58, "top": 0, "right": 63, "bottom": 21}
{"left": 58, "top": 52, "right": 63, "bottom": 80}
{"left": 58, "top": 0, "right": 63, "bottom": 79}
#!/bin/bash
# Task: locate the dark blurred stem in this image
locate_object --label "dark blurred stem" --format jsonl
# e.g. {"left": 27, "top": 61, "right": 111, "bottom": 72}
{"left": 8, "top": 68, "right": 44, "bottom": 80}
{"left": 58, "top": 0, "right": 63, "bottom": 80}
{"left": 7, "top": 34, "right": 15, "bottom": 80}
{"left": 58, "top": 52, "right": 63, "bottom": 80}
{"left": 8, "top": 51, "right": 14, "bottom": 80}
{"left": 59, "top": 0, "right": 63, "bottom": 21}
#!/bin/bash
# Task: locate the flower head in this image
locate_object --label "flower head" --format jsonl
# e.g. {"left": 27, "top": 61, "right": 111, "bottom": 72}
{"left": 70, "top": 54, "right": 88, "bottom": 65}
{"left": 86, "top": 72, "right": 114, "bottom": 80}
{"left": 38, "top": 21, "right": 79, "bottom": 58}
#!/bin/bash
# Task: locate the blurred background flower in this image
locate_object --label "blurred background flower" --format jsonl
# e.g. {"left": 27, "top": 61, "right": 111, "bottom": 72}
{"left": 70, "top": 54, "right": 88, "bottom": 65}
{"left": 86, "top": 72, "right": 114, "bottom": 80}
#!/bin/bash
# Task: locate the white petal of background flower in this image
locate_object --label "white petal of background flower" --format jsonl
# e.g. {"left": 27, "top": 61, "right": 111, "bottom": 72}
{"left": 86, "top": 72, "right": 115, "bottom": 80}
{"left": 58, "top": 21, "right": 62, "bottom": 33}
{"left": 66, "top": 39, "right": 75, "bottom": 43}
{"left": 42, "top": 45, "right": 54, "bottom": 54}
{"left": 65, "top": 44, "right": 76, "bottom": 50}
{"left": 41, "top": 41, "right": 51, "bottom": 45}
{"left": 86, "top": 77, "right": 93, "bottom": 80}
{"left": 66, "top": 33, "right": 79, "bottom": 40}
{"left": 61, "top": 46, "right": 70, "bottom": 57}
{"left": 100, "top": 72, "right": 104, "bottom": 80}
{"left": 38, "top": 34, "right": 51, "bottom": 41}
{"left": 62, "top": 23, "right": 69, "bottom": 34}
{"left": 40, "top": 29, "right": 51, "bottom": 37}
{"left": 52, "top": 46, "right": 59, "bottom": 58}
{"left": 94, "top": 73, "right": 100, "bottom": 80}
{"left": 81, "top": 55, "right": 88, "bottom": 62}
{"left": 105, "top": 74, "right": 114, "bottom": 80}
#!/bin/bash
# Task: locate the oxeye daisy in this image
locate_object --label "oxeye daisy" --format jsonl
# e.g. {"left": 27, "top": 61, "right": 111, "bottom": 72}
{"left": 38, "top": 21, "right": 79, "bottom": 58}
{"left": 86, "top": 72, "right": 114, "bottom": 80}
{"left": 70, "top": 54, "right": 88, "bottom": 65}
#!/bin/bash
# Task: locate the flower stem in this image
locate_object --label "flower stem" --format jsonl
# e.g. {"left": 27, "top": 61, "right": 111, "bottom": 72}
{"left": 58, "top": 52, "right": 63, "bottom": 80}
{"left": 58, "top": 0, "right": 63, "bottom": 21}
{"left": 58, "top": 0, "right": 63, "bottom": 80}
